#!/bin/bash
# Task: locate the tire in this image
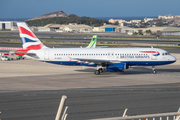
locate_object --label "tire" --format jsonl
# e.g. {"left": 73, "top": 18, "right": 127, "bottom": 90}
{"left": 152, "top": 70, "right": 156, "bottom": 74}
{"left": 94, "top": 70, "right": 100, "bottom": 75}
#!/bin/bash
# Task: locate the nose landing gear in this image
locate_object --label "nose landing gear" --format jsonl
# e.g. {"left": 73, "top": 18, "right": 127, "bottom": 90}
{"left": 152, "top": 65, "right": 156, "bottom": 74}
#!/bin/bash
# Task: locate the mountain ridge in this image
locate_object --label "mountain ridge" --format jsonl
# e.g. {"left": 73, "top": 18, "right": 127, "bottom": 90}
{"left": 26, "top": 10, "right": 77, "bottom": 21}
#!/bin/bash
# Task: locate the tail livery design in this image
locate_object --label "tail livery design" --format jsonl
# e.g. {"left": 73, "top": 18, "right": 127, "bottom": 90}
{"left": 16, "top": 22, "right": 46, "bottom": 56}
{"left": 17, "top": 22, "right": 46, "bottom": 50}
{"left": 86, "top": 35, "right": 97, "bottom": 48}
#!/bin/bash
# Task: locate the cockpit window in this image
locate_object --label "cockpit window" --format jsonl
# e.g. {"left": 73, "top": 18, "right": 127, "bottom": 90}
{"left": 162, "top": 52, "right": 170, "bottom": 56}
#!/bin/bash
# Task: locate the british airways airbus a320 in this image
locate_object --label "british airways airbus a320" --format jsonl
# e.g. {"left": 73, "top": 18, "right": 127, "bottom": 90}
{"left": 15, "top": 22, "right": 176, "bottom": 75}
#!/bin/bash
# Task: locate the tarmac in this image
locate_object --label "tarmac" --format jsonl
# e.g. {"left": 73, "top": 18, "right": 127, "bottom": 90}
{"left": 0, "top": 53, "right": 180, "bottom": 93}
{"left": 0, "top": 53, "right": 180, "bottom": 120}
{"left": 0, "top": 31, "right": 180, "bottom": 120}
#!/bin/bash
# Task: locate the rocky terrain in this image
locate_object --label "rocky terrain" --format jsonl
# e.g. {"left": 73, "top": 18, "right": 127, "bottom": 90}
{"left": 26, "top": 10, "right": 77, "bottom": 21}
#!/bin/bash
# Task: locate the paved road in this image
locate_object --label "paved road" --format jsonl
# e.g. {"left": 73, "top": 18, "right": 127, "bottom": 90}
{"left": 0, "top": 31, "right": 180, "bottom": 45}
{"left": 1, "top": 36, "right": 180, "bottom": 45}
{"left": 1, "top": 84, "right": 180, "bottom": 120}
{"left": 0, "top": 58, "right": 180, "bottom": 120}
{"left": 1, "top": 31, "right": 180, "bottom": 39}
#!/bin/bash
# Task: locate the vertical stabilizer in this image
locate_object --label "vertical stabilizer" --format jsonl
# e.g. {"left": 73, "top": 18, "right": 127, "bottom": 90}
{"left": 86, "top": 35, "right": 97, "bottom": 48}
{"left": 17, "top": 22, "right": 47, "bottom": 50}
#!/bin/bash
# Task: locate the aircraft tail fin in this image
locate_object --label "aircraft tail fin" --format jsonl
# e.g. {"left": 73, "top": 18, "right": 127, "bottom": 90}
{"left": 86, "top": 35, "right": 97, "bottom": 48}
{"left": 16, "top": 22, "right": 47, "bottom": 50}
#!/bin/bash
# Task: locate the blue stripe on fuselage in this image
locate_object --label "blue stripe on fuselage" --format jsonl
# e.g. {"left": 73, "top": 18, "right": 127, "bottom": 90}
{"left": 44, "top": 60, "right": 175, "bottom": 66}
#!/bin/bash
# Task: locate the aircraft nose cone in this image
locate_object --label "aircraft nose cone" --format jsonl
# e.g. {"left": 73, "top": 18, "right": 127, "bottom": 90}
{"left": 171, "top": 55, "right": 176, "bottom": 62}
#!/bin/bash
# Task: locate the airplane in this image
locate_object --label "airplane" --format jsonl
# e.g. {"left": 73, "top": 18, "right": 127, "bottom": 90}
{"left": 15, "top": 22, "right": 176, "bottom": 75}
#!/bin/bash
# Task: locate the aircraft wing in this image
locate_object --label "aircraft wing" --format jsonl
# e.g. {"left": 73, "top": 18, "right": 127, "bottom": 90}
{"left": 70, "top": 57, "right": 120, "bottom": 65}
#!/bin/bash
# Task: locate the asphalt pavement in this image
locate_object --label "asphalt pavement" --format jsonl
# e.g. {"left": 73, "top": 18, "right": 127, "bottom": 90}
{"left": 0, "top": 31, "right": 180, "bottom": 120}
{"left": 1, "top": 84, "right": 180, "bottom": 120}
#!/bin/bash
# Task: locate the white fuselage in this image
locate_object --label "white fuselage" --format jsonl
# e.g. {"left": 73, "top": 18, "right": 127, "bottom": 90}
{"left": 28, "top": 47, "right": 176, "bottom": 66}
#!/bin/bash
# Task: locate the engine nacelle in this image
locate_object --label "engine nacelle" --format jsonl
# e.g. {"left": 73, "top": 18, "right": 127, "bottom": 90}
{"left": 106, "top": 63, "right": 126, "bottom": 72}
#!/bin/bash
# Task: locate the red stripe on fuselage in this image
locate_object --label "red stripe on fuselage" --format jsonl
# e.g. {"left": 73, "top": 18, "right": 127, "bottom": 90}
{"left": 140, "top": 51, "right": 159, "bottom": 54}
{"left": 18, "top": 26, "right": 37, "bottom": 39}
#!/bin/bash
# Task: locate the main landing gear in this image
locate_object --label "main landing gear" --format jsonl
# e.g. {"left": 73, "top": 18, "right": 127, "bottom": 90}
{"left": 94, "top": 65, "right": 103, "bottom": 75}
{"left": 94, "top": 68, "right": 103, "bottom": 75}
{"left": 152, "top": 65, "right": 156, "bottom": 74}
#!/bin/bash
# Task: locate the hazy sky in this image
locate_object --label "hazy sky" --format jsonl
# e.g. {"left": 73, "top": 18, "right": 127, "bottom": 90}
{"left": 1, "top": 0, "right": 180, "bottom": 18}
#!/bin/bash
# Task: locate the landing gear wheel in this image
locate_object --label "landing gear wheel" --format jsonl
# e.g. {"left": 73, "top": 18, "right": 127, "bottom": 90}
{"left": 152, "top": 65, "right": 156, "bottom": 74}
{"left": 94, "top": 70, "right": 100, "bottom": 75}
{"left": 152, "top": 70, "right": 156, "bottom": 74}
{"left": 99, "top": 68, "right": 103, "bottom": 73}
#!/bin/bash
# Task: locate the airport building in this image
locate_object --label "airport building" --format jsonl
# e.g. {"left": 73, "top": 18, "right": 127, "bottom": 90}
{"left": 0, "top": 21, "right": 16, "bottom": 30}
{"left": 98, "top": 24, "right": 118, "bottom": 32}
{"left": 119, "top": 26, "right": 138, "bottom": 35}
{"left": 161, "top": 27, "right": 180, "bottom": 36}
{"left": 44, "top": 24, "right": 62, "bottom": 30}
{"left": 63, "top": 25, "right": 93, "bottom": 33}
{"left": 118, "top": 27, "right": 168, "bottom": 35}
{"left": 36, "top": 27, "right": 51, "bottom": 32}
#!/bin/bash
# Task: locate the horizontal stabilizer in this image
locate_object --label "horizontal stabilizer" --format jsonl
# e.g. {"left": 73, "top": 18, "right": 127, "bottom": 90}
{"left": 25, "top": 53, "right": 36, "bottom": 56}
